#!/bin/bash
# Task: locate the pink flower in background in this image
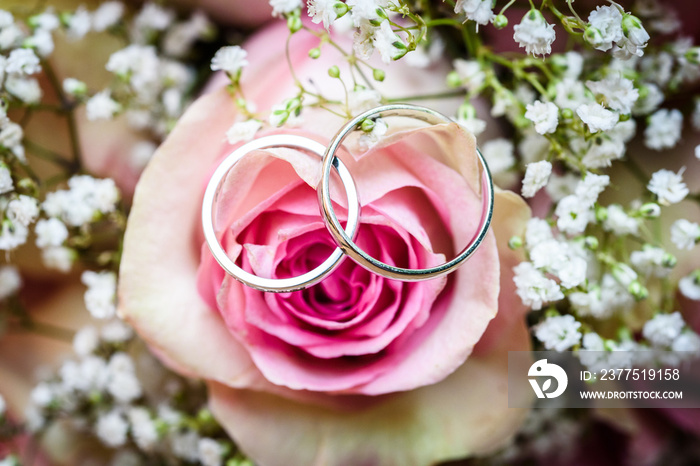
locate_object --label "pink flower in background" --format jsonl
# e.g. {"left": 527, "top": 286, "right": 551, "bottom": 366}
{"left": 119, "top": 19, "right": 532, "bottom": 466}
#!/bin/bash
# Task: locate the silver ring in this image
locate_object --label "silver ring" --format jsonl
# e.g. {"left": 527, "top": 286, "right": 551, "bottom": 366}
{"left": 202, "top": 135, "right": 360, "bottom": 292}
{"left": 318, "top": 103, "right": 494, "bottom": 281}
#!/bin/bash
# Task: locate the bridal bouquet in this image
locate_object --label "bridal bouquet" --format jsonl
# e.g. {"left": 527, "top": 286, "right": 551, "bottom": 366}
{"left": 1, "top": 0, "right": 699, "bottom": 465}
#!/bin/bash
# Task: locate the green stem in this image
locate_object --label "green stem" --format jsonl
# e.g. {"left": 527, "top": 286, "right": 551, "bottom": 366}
{"left": 42, "top": 61, "right": 84, "bottom": 172}
{"left": 24, "top": 140, "right": 73, "bottom": 169}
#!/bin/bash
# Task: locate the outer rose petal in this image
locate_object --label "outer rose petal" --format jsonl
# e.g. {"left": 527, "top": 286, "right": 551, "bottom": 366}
{"left": 207, "top": 191, "right": 533, "bottom": 466}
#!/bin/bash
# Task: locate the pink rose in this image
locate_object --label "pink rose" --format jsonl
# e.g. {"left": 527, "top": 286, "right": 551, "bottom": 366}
{"left": 119, "top": 20, "right": 532, "bottom": 465}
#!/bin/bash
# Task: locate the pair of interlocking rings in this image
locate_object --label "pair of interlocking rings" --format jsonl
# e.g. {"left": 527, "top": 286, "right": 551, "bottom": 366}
{"left": 202, "top": 104, "right": 494, "bottom": 293}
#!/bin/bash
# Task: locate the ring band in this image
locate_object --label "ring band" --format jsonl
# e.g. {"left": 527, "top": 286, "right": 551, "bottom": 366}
{"left": 318, "top": 103, "right": 494, "bottom": 282}
{"left": 202, "top": 134, "right": 360, "bottom": 292}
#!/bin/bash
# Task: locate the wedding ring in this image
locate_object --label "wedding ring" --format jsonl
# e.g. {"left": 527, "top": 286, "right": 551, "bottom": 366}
{"left": 318, "top": 103, "right": 494, "bottom": 281}
{"left": 202, "top": 134, "right": 360, "bottom": 292}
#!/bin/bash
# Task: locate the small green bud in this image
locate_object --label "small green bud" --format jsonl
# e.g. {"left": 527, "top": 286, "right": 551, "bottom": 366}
{"left": 373, "top": 68, "right": 385, "bottom": 82}
{"left": 662, "top": 253, "right": 677, "bottom": 269}
{"left": 638, "top": 202, "right": 660, "bottom": 218}
{"left": 685, "top": 47, "right": 700, "bottom": 65}
{"left": 584, "top": 236, "right": 599, "bottom": 250}
{"left": 308, "top": 48, "right": 321, "bottom": 59}
{"left": 376, "top": 7, "right": 389, "bottom": 20}
{"left": 285, "top": 97, "right": 301, "bottom": 111}
{"left": 493, "top": 14, "right": 508, "bottom": 29}
{"left": 360, "top": 118, "right": 376, "bottom": 133}
{"left": 617, "top": 326, "right": 633, "bottom": 342}
{"left": 692, "top": 269, "right": 700, "bottom": 284}
{"left": 333, "top": 2, "right": 349, "bottom": 18}
{"left": 446, "top": 71, "right": 462, "bottom": 88}
{"left": 595, "top": 206, "right": 608, "bottom": 223}
{"left": 628, "top": 281, "right": 648, "bottom": 301}
{"left": 618, "top": 113, "right": 631, "bottom": 121}
{"left": 508, "top": 236, "right": 523, "bottom": 250}
{"left": 287, "top": 15, "right": 302, "bottom": 33}
{"left": 561, "top": 108, "right": 574, "bottom": 119}
{"left": 457, "top": 102, "right": 477, "bottom": 121}
{"left": 583, "top": 27, "right": 604, "bottom": 48}
{"left": 328, "top": 65, "right": 340, "bottom": 78}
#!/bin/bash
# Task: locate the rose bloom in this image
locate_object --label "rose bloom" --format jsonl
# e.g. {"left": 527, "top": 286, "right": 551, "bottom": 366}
{"left": 119, "top": 20, "right": 532, "bottom": 465}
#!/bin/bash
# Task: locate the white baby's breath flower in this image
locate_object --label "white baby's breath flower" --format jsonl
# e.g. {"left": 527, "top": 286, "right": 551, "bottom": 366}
{"left": 525, "top": 217, "right": 553, "bottom": 249}
{"left": 35, "top": 217, "right": 69, "bottom": 248}
{"left": 513, "top": 9, "right": 556, "bottom": 57}
{"left": 525, "top": 101, "right": 558, "bottom": 134}
{"left": 270, "top": 0, "right": 303, "bottom": 16}
{"left": 62, "top": 78, "right": 86, "bottom": 96}
{"left": 643, "top": 312, "right": 685, "bottom": 347}
{"left": 373, "top": 21, "right": 405, "bottom": 63}
{"left": 0, "top": 220, "right": 28, "bottom": 250}
{"left": 679, "top": 273, "right": 700, "bottom": 300}
{"left": 5, "top": 76, "right": 42, "bottom": 104}
{"left": 82, "top": 270, "right": 117, "bottom": 319}
{"left": 198, "top": 438, "right": 224, "bottom": 466}
{"left": 96, "top": 410, "right": 129, "bottom": 447}
{"left": 26, "top": 29, "right": 54, "bottom": 57}
{"left": 0, "top": 164, "right": 12, "bottom": 194}
{"left": 603, "top": 204, "right": 639, "bottom": 236}
{"left": 30, "top": 11, "right": 60, "bottom": 31}
{"left": 67, "top": 6, "right": 92, "bottom": 39}
{"left": 535, "top": 314, "right": 582, "bottom": 351}
{"left": 6, "top": 48, "right": 41, "bottom": 75}
{"left": 92, "top": 1, "right": 124, "bottom": 32}
{"left": 455, "top": 114, "right": 486, "bottom": 136}
{"left": 670, "top": 219, "right": 700, "bottom": 250}
{"left": 0, "top": 122, "right": 22, "bottom": 151}
{"left": 576, "top": 102, "right": 619, "bottom": 132}
{"left": 106, "top": 352, "right": 142, "bottom": 403}
{"left": 347, "top": 0, "right": 387, "bottom": 26}
{"left": 7, "top": 195, "right": 39, "bottom": 227}
{"left": 633, "top": 83, "right": 664, "bottom": 115}
{"left": 42, "top": 246, "right": 75, "bottom": 272}
{"left": 86, "top": 91, "right": 121, "bottom": 121}
{"left": 129, "top": 407, "right": 159, "bottom": 451}
{"left": 546, "top": 173, "right": 578, "bottom": 202}
{"left": 630, "top": 246, "right": 671, "bottom": 277}
{"left": 348, "top": 88, "right": 381, "bottom": 114}
{"left": 586, "top": 5, "right": 623, "bottom": 52}
{"left": 555, "top": 195, "right": 594, "bottom": 235}
{"left": 454, "top": 0, "right": 494, "bottom": 27}
{"left": 586, "top": 75, "right": 639, "bottom": 114}
{"left": 554, "top": 78, "right": 589, "bottom": 111}
{"left": 226, "top": 120, "right": 262, "bottom": 144}
{"left": 307, "top": 0, "right": 338, "bottom": 29}
{"left": 172, "top": 430, "right": 201, "bottom": 462}
{"left": 672, "top": 332, "right": 700, "bottom": 354}
{"left": 513, "top": 261, "right": 564, "bottom": 310}
{"left": 575, "top": 173, "right": 609, "bottom": 207}
{"left": 452, "top": 59, "right": 485, "bottom": 92}
{"left": 0, "top": 265, "right": 21, "bottom": 300}
{"left": 521, "top": 160, "right": 552, "bottom": 198}
{"left": 530, "top": 239, "right": 587, "bottom": 289}
{"left": 73, "top": 325, "right": 99, "bottom": 357}
{"left": 481, "top": 139, "right": 515, "bottom": 175}
{"left": 101, "top": 320, "right": 133, "bottom": 342}
{"left": 647, "top": 168, "right": 688, "bottom": 205}
{"left": 211, "top": 45, "right": 248, "bottom": 75}
{"left": 644, "top": 108, "right": 683, "bottom": 150}
{"left": 130, "top": 141, "right": 157, "bottom": 170}
{"left": 134, "top": 2, "right": 174, "bottom": 31}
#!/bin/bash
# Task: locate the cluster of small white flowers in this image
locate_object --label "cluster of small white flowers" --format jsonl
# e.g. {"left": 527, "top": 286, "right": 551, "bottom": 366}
{"left": 520, "top": 160, "right": 552, "bottom": 198}
{"left": 513, "top": 10, "right": 556, "bottom": 57}
{"left": 43, "top": 175, "right": 120, "bottom": 227}
{"left": 0, "top": 265, "right": 21, "bottom": 300}
{"left": 454, "top": 0, "right": 494, "bottom": 28}
{"left": 525, "top": 101, "right": 558, "bottom": 135}
{"left": 679, "top": 271, "right": 700, "bottom": 300}
{"left": 82, "top": 270, "right": 117, "bottom": 319}
{"left": 647, "top": 168, "right": 688, "bottom": 205}
{"left": 670, "top": 219, "right": 700, "bottom": 250}
{"left": 513, "top": 261, "right": 564, "bottom": 311}
{"left": 226, "top": 119, "right": 263, "bottom": 145}
{"left": 586, "top": 6, "right": 649, "bottom": 59}
{"left": 534, "top": 314, "right": 582, "bottom": 351}
{"left": 211, "top": 45, "right": 248, "bottom": 75}
{"left": 0, "top": 194, "right": 39, "bottom": 251}
{"left": 644, "top": 109, "right": 683, "bottom": 150}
